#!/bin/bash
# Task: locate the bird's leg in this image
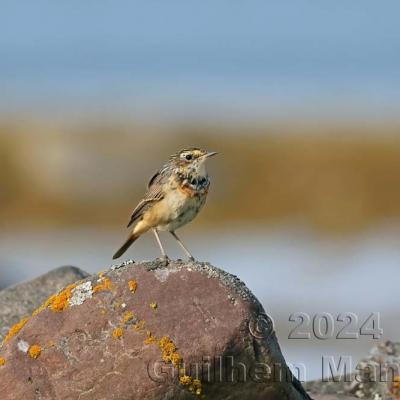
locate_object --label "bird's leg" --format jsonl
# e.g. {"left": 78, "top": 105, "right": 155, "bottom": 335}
{"left": 170, "top": 231, "right": 195, "bottom": 261}
{"left": 152, "top": 229, "right": 169, "bottom": 265}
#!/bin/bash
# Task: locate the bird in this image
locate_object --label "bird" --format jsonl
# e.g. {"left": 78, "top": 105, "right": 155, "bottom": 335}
{"left": 113, "top": 147, "right": 217, "bottom": 262}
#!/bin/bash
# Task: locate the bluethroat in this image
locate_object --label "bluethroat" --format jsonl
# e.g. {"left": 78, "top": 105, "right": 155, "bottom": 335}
{"left": 113, "top": 148, "right": 217, "bottom": 262}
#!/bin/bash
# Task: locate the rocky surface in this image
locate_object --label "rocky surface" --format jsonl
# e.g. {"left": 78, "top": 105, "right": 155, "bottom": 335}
{"left": 346, "top": 341, "right": 400, "bottom": 399}
{"left": 305, "top": 341, "right": 400, "bottom": 400}
{"left": 311, "top": 396, "right": 356, "bottom": 400}
{"left": 0, "top": 266, "right": 89, "bottom": 342}
{"left": 0, "top": 259, "right": 311, "bottom": 400}
{"left": 305, "top": 380, "right": 349, "bottom": 398}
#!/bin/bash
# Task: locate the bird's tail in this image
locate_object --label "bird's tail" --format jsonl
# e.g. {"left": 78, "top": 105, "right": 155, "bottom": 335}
{"left": 112, "top": 233, "right": 140, "bottom": 259}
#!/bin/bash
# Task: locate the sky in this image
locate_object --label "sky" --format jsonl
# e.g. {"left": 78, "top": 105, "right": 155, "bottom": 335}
{"left": 1, "top": 1, "right": 400, "bottom": 119}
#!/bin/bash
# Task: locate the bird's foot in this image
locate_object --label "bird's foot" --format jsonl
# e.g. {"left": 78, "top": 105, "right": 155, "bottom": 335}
{"left": 157, "top": 256, "right": 170, "bottom": 267}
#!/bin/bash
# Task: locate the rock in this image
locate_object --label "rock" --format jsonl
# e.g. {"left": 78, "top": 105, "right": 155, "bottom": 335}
{"left": 312, "top": 396, "right": 356, "bottom": 400}
{"left": 304, "top": 379, "right": 349, "bottom": 397}
{"left": 345, "top": 340, "right": 400, "bottom": 399}
{"left": 0, "top": 266, "right": 89, "bottom": 342}
{"left": 0, "top": 259, "right": 311, "bottom": 400}
{"left": 304, "top": 341, "right": 400, "bottom": 399}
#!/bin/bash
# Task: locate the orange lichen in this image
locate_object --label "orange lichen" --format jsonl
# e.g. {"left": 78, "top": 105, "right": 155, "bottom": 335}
{"left": 28, "top": 345, "right": 41, "bottom": 359}
{"left": 392, "top": 375, "right": 400, "bottom": 395}
{"left": 128, "top": 280, "right": 137, "bottom": 293}
{"left": 2, "top": 317, "right": 29, "bottom": 345}
{"left": 123, "top": 311, "right": 134, "bottom": 324}
{"left": 93, "top": 277, "right": 112, "bottom": 293}
{"left": 192, "top": 379, "right": 202, "bottom": 395}
{"left": 149, "top": 302, "right": 158, "bottom": 310}
{"left": 179, "top": 375, "right": 192, "bottom": 385}
{"left": 179, "top": 375, "right": 202, "bottom": 395}
{"left": 144, "top": 331, "right": 157, "bottom": 345}
{"left": 0, "top": 357, "right": 5, "bottom": 366}
{"left": 158, "top": 336, "right": 201, "bottom": 394}
{"left": 46, "top": 283, "right": 77, "bottom": 312}
{"left": 171, "top": 352, "right": 184, "bottom": 366}
{"left": 112, "top": 327, "right": 123, "bottom": 339}
{"left": 133, "top": 320, "right": 145, "bottom": 331}
{"left": 32, "top": 304, "right": 46, "bottom": 317}
{"left": 159, "top": 336, "right": 182, "bottom": 367}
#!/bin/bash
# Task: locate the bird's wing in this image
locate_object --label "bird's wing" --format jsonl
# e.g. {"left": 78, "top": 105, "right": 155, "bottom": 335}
{"left": 147, "top": 170, "right": 160, "bottom": 189}
{"left": 126, "top": 169, "right": 166, "bottom": 227}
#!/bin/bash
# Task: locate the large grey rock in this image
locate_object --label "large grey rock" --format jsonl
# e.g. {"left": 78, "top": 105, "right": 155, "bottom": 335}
{"left": 0, "top": 259, "right": 311, "bottom": 400}
{"left": 0, "top": 266, "right": 89, "bottom": 342}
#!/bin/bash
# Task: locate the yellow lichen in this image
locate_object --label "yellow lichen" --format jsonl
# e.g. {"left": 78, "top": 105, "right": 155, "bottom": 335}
{"left": 171, "top": 352, "right": 184, "bottom": 366}
{"left": 179, "top": 375, "right": 192, "bottom": 385}
{"left": 192, "top": 379, "right": 202, "bottom": 395}
{"left": 2, "top": 317, "right": 29, "bottom": 345}
{"left": 123, "top": 311, "right": 134, "bottom": 324}
{"left": 32, "top": 304, "right": 46, "bottom": 317}
{"left": 179, "top": 375, "right": 202, "bottom": 395}
{"left": 46, "top": 283, "right": 77, "bottom": 312}
{"left": 159, "top": 336, "right": 182, "bottom": 367}
{"left": 93, "top": 277, "right": 112, "bottom": 293}
{"left": 144, "top": 331, "right": 157, "bottom": 345}
{"left": 28, "top": 345, "right": 41, "bottom": 359}
{"left": 392, "top": 375, "right": 400, "bottom": 395}
{"left": 158, "top": 336, "right": 202, "bottom": 394}
{"left": 112, "top": 327, "right": 123, "bottom": 339}
{"left": 0, "top": 357, "right": 5, "bottom": 366}
{"left": 149, "top": 302, "right": 157, "bottom": 310}
{"left": 133, "top": 320, "right": 145, "bottom": 331}
{"left": 128, "top": 280, "right": 137, "bottom": 293}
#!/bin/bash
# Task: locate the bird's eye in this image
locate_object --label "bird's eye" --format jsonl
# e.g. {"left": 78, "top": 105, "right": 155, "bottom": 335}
{"left": 185, "top": 154, "right": 193, "bottom": 160}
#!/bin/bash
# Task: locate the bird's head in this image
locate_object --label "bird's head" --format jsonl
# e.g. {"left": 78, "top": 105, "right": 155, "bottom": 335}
{"left": 171, "top": 147, "right": 217, "bottom": 175}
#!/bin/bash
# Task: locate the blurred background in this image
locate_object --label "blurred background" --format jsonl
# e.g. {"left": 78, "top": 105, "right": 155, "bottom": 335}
{"left": 1, "top": 0, "right": 400, "bottom": 380}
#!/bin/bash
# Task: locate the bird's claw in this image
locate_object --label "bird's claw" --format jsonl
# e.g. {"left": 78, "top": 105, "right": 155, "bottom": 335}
{"left": 158, "top": 256, "right": 170, "bottom": 267}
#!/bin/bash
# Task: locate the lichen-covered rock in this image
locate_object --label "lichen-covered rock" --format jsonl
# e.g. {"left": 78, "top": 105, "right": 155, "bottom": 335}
{"left": 346, "top": 341, "right": 400, "bottom": 399}
{"left": 0, "top": 260, "right": 311, "bottom": 400}
{"left": 0, "top": 266, "right": 89, "bottom": 342}
{"left": 305, "top": 341, "right": 400, "bottom": 400}
{"left": 312, "top": 396, "right": 356, "bottom": 400}
{"left": 304, "top": 378, "right": 349, "bottom": 397}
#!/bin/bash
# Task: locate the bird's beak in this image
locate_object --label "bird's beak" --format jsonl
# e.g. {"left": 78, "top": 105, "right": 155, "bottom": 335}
{"left": 203, "top": 151, "right": 218, "bottom": 159}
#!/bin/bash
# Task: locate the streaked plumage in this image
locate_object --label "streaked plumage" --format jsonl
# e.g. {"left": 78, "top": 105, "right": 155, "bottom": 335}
{"left": 113, "top": 148, "right": 217, "bottom": 261}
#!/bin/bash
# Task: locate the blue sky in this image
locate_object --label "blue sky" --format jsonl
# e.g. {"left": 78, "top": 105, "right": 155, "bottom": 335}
{"left": 1, "top": 1, "right": 400, "bottom": 119}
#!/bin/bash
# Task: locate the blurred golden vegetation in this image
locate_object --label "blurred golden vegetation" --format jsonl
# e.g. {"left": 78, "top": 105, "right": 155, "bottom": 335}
{"left": 1, "top": 118, "right": 400, "bottom": 233}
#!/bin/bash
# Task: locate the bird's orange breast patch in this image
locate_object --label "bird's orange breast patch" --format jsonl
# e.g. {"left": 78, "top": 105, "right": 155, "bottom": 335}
{"left": 178, "top": 184, "right": 197, "bottom": 198}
